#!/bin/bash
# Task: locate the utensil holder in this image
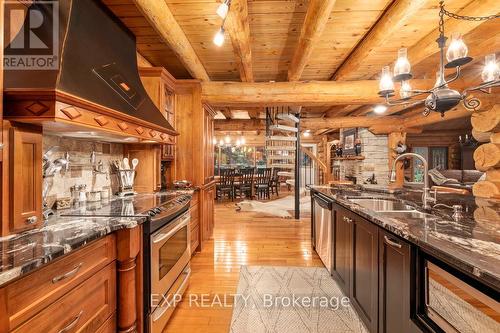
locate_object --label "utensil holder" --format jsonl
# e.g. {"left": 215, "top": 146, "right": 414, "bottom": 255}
{"left": 117, "top": 169, "right": 136, "bottom": 197}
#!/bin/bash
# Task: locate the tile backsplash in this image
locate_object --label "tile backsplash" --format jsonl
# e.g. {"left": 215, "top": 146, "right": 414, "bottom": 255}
{"left": 43, "top": 135, "right": 124, "bottom": 207}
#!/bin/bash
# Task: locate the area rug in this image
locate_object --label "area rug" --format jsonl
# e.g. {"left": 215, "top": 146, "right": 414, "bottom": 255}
{"left": 229, "top": 266, "right": 368, "bottom": 333}
{"left": 235, "top": 194, "right": 311, "bottom": 219}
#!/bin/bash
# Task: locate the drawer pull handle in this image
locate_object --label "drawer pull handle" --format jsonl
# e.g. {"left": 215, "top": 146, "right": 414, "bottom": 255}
{"left": 58, "top": 310, "right": 83, "bottom": 333}
{"left": 26, "top": 216, "right": 38, "bottom": 224}
{"left": 384, "top": 236, "right": 402, "bottom": 249}
{"left": 52, "top": 263, "right": 83, "bottom": 283}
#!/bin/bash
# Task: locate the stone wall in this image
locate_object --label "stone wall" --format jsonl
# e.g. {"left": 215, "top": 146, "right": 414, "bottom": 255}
{"left": 43, "top": 135, "right": 124, "bottom": 206}
{"left": 337, "top": 128, "right": 389, "bottom": 185}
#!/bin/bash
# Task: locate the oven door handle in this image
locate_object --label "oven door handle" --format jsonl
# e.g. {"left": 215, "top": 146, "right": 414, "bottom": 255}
{"left": 152, "top": 214, "right": 190, "bottom": 244}
{"left": 152, "top": 268, "right": 191, "bottom": 323}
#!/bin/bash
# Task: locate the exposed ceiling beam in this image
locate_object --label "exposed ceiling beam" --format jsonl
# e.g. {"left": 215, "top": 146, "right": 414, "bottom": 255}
{"left": 215, "top": 119, "right": 265, "bottom": 131}
{"left": 407, "top": 0, "right": 499, "bottom": 70}
{"left": 201, "top": 79, "right": 432, "bottom": 107}
{"left": 225, "top": 0, "right": 254, "bottom": 82}
{"left": 324, "top": 105, "right": 358, "bottom": 118}
{"left": 332, "top": 0, "right": 427, "bottom": 81}
{"left": 288, "top": 0, "right": 337, "bottom": 81}
{"left": 301, "top": 116, "right": 403, "bottom": 130}
{"left": 133, "top": 0, "right": 210, "bottom": 81}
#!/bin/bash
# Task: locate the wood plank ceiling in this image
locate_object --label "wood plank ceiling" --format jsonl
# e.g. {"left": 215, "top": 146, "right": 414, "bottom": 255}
{"left": 103, "top": 0, "right": 499, "bottom": 125}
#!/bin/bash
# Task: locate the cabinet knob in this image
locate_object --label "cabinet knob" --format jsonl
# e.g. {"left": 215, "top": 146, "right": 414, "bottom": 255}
{"left": 26, "top": 216, "right": 38, "bottom": 224}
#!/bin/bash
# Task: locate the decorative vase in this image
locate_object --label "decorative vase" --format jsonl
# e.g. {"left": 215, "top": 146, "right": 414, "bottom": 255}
{"left": 354, "top": 143, "right": 362, "bottom": 156}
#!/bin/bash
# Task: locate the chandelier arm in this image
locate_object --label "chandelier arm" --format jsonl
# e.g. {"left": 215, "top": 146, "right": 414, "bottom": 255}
{"left": 442, "top": 66, "right": 462, "bottom": 86}
{"left": 462, "top": 80, "right": 500, "bottom": 96}
{"left": 385, "top": 95, "right": 426, "bottom": 107}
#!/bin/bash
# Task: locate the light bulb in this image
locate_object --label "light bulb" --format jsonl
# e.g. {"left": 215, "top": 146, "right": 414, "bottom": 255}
{"left": 240, "top": 137, "right": 246, "bottom": 145}
{"left": 213, "top": 138, "right": 217, "bottom": 145}
{"left": 224, "top": 135, "right": 231, "bottom": 144}
{"left": 235, "top": 139, "right": 241, "bottom": 146}
{"left": 213, "top": 27, "right": 225, "bottom": 47}
{"left": 481, "top": 54, "right": 500, "bottom": 83}
{"left": 219, "top": 139, "right": 224, "bottom": 146}
{"left": 399, "top": 80, "right": 412, "bottom": 99}
{"left": 393, "top": 48, "right": 411, "bottom": 80}
{"left": 216, "top": 1, "right": 229, "bottom": 19}
{"left": 373, "top": 105, "right": 387, "bottom": 114}
{"left": 379, "top": 66, "right": 395, "bottom": 93}
{"left": 446, "top": 34, "right": 468, "bottom": 63}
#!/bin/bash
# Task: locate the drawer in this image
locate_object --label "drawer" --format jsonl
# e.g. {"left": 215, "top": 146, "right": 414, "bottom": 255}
{"left": 13, "top": 262, "right": 116, "bottom": 333}
{"left": 5, "top": 235, "right": 116, "bottom": 329}
{"left": 95, "top": 313, "right": 116, "bottom": 333}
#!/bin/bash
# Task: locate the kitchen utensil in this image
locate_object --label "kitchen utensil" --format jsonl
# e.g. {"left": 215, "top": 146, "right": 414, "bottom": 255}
{"left": 132, "top": 158, "right": 139, "bottom": 170}
{"left": 86, "top": 191, "right": 101, "bottom": 202}
{"left": 123, "top": 157, "right": 130, "bottom": 170}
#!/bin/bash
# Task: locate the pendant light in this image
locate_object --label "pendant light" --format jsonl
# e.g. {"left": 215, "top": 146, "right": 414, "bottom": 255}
{"left": 216, "top": 0, "right": 229, "bottom": 19}
{"left": 213, "top": 27, "right": 225, "bottom": 47}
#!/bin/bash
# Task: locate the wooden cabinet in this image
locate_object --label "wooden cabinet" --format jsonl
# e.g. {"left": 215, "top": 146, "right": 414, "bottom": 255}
{"left": 203, "top": 105, "right": 215, "bottom": 184}
{"left": 12, "top": 262, "right": 116, "bottom": 333}
{"left": 0, "top": 235, "right": 117, "bottom": 332}
{"left": 1, "top": 122, "right": 43, "bottom": 235}
{"left": 124, "top": 144, "right": 161, "bottom": 193}
{"left": 189, "top": 192, "right": 200, "bottom": 254}
{"left": 350, "top": 213, "right": 379, "bottom": 333}
{"left": 378, "top": 230, "right": 412, "bottom": 333}
{"left": 331, "top": 204, "right": 351, "bottom": 295}
{"left": 200, "top": 182, "right": 216, "bottom": 243}
{"left": 327, "top": 201, "right": 418, "bottom": 333}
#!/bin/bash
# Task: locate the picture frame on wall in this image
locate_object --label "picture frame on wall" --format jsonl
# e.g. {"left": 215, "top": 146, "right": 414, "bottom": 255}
{"left": 343, "top": 128, "right": 357, "bottom": 156}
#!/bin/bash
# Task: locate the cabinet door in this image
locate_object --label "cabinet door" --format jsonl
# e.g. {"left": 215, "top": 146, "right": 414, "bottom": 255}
{"left": 350, "top": 214, "right": 378, "bottom": 333}
{"left": 9, "top": 125, "right": 42, "bottom": 232}
{"left": 332, "top": 206, "right": 351, "bottom": 295}
{"left": 378, "top": 230, "right": 412, "bottom": 333}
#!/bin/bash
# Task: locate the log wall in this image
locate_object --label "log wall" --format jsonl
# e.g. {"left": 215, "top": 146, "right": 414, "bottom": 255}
{"left": 472, "top": 105, "right": 500, "bottom": 199}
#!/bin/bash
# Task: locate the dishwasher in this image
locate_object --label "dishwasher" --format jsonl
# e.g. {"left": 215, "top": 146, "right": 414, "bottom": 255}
{"left": 312, "top": 193, "right": 333, "bottom": 273}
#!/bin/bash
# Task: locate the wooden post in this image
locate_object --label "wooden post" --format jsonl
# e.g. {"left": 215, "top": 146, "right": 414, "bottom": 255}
{"left": 116, "top": 226, "right": 141, "bottom": 333}
{"left": 388, "top": 132, "right": 407, "bottom": 188}
{"left": 472, "top": 104, "right": 500, "bottom": 199}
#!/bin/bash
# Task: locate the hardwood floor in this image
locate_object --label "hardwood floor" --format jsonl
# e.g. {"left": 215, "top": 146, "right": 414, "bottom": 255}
{"left": 163, "top": 198, "right": 323, "bottom": 333}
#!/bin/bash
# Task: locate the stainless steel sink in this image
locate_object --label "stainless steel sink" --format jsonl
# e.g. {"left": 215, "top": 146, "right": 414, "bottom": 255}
{"left": 348, "top": 198, "right": 415, "bottom": 212}
{"left": 380, "top": 211, "right": 436, "bottom": 219}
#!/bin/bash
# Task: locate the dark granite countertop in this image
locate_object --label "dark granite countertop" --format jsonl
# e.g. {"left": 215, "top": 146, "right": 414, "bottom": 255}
{"left": 0, "top": 215, "right": 146, "bottom": 288}
{"left": 309, "top": 185, "right": 500, "bottom": 290}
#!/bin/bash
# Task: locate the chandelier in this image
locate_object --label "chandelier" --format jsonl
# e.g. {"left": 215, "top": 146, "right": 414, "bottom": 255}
{"left": 378, "top": 1, "right": 499, "bottom": 117}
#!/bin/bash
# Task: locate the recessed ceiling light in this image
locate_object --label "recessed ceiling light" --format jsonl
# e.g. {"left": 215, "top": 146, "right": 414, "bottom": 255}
{"left": 373, "top": 105, "right": 388, "bottom": 114}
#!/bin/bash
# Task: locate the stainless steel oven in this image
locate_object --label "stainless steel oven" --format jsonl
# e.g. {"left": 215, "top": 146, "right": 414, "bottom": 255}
{"left": 149, "top": 211, "right": 191, "bottom": 332}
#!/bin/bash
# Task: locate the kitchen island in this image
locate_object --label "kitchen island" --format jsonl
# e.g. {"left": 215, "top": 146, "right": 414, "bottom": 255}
{"left": 310, "top": 184, "right": 500, "bottom": 333}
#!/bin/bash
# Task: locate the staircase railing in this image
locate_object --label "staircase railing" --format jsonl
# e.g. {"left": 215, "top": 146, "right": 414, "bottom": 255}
{"left": 300, "top": 146, "right": 331, "bottom": 186}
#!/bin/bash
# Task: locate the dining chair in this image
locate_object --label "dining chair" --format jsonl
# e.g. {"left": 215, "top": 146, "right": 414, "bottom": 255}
{"left": 254, "top": 168, "right": 272, "bottom": 199}
{"left": 217, "top": 168, "right": 236, "bottom": 201}
{"left": 235, "top": 167, "right": 255, "bottom": 199}
{"left": 269, "top": 167, "right": 281, "bottom": 196}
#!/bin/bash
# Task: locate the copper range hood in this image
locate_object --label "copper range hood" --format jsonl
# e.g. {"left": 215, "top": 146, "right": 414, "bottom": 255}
{"left": 3, "top": 0, "right": 177, "bottom": 143}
